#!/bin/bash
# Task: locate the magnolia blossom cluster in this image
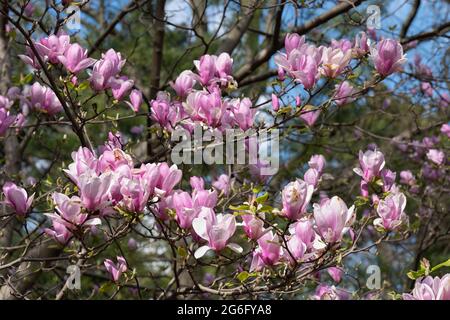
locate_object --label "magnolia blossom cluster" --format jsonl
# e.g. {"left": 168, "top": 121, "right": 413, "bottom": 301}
{"left": 159, "top": 175, "right": 243, "bottom": 259}
{"left": 150, "top": 53, "right": 255, "bottom": 132}
{"left": 395, "top": 130, "right": 447, "bottom": 184}
{"left": 250, "top": 154, "right": 356, "bottom": 271}
{"left": 0, "top": 81, "right": 64, "bottom": 136}
{"left": 353, "top": 148, "right": 408, "bottom": 231}
{"left": 1, "top": 33, "right": 145, "bottom": 137}
{"left": 18, "top": 33, "right": 142, "bottom": 112}
{"left": 43, "top": 133, "right": 182, "bottom": 243}
{"left": 274, "top": 32, "right": 406, "bottom": 107}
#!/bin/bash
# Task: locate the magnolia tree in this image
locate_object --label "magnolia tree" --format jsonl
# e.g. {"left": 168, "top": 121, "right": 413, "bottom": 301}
{"left": 0, "top": 0, "right": 449, "bottom": 300}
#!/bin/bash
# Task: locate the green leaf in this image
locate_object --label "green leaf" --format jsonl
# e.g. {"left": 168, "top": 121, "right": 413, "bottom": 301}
{"left": 236, "top": 271, "right": 249, "bottom": 282}
{"left": 21, "top": 73, "right": 33, "bottom": 85}
{"left": 258, "top": 205, "right": 274, "bottom": 213}
{"left": 76, "top": 81, "right": 90, "bottom": 92}
{"left": 255, "top": 192, "right": 268, "bottom": 204}
{"left": 252, "top": 186, "right": 262, "bottom": 194}
{"left": 229, "top": 204, "right": 250, "bottom": 211}
{"left": 431, "top": 258, "right": 450, "bottom": 273}
{"left": 407, "top": 270, "right": 424, "bottom": 280}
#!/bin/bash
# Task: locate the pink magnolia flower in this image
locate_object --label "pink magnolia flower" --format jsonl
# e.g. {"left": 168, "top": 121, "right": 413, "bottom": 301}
{"left": 183, "top": 90, "right": 224, "bottom": 127}
{"left": 308, "top": 154, "right": 326, "bottom": 174}
{"left": 58, "top": 43, "right": 96, "bottom": 74}
{"left": 18, "top": 45, "right": 44, "bottom": 69}
{"left": 360, "top": 180, "right": 369, "bottom": 197}
{"left": 154, "top": 162, "right": 182, "bottom": 196}
{"left": 45, "top": 220, "right": 72, "bottom": 244}
{"left": 250, "top": 231, "right": 281, "bottom": 271}
{"left": 353, "top": 32, "right": 369, "bottom": 57}
{"left": 331, "top": 39, "right": 352, "bottom": 52}
{"left": 353, "top": 149, "right": 385, "bottom": 182}
{"left": 171, "top": 191, "right": 196, "bottom": 229}
{"left": 286, "top": 218, "right": 317, "bottom": 262}
{"left": 426, "top": 149, "right": 445, "bottom": 166}
{"left": 370, "top": 39, "right": 407, "bottom": 76}
{"left": 2, "top": 182, "right": 34, "bottom": 216}
{"left": 90, "top": 49, "right": 125, "bottom": 90}
{"left": 304, "top": 168, "right": 320, "bottom": 188}
{"left": 63, "top": 147, "right": 98, "bottom": 184}
{"left": 380, "top": 169, "right": 396, "bottom": 192}
{"left": 127, "top": 89, "right": 142, "bottom": 112}
{"left": 36, "top": 34, "right": 71, "bottom": 64}
{"left": 320, "top": 47, "right": 352, "bottom": 78}
{"left": 374, "top": 192, "right": 407, "bottom": 231}
{"left": 46, "top": 193, "right": 101, "bottom": 230}
{"left": 0, "top": 108, "right": 16, "bottom": 136}
{"left": 6, "top": 87, "right": 22, "bottom": 100}
{"left": 190, "top": 176, "right": 205, "bottom": 191}
{"left": 0, "top": 95, "right": 13, "bottom": 109}
{"left": 119, "top": 175, "right": 153, "bottom": 213}
{"left": 271, "top": 94, "right": 279, "bottom": 112}
{"left": 98, "top": 148, "right": 133, "bottom": 173}
{"left": 111, "top": 76, "right": 134, "bottom": 101}
{"left": 27, "top": 82, "right": 63, "bottom": 115}
{"left": 231, "top": 97, "right": 254, "bottom": 131}
{"left": 150, "top": 92, "right": 178, "bottom": 130}
{"left": 104, "top": 256, "right": 127, "bottom": 282}
{"left": 172, "top": 187, "right": 217, "bottom": 229}
{"left": 286, "top": 233, "right": 308, "bottom": 262}
{"left": 215, "top": 52, "right": 233, "bottom": 80}
{"left": 281, "top": 178, "right": 314, "bottom": 220}
{"left": 212, "top": 174, "right": 231, "bottom": 195}
{"left": 193, "top": 211, "right": 242, "bottom": 258}
{"left": 275, "top": 50, "right": 320, "bottom": 89}
{"left": 242, "top": 214, "right": 265, "bottom": 240}
{"left": 284, "top": 33, "right": 305, "bottom": 55}
{"left": 403, "top": 275, "right": 450, "bottom": 300}
{"left": 299, "top": 106, "right": 320, "bottom": 127}
{"left": 334, "top": 81, "right": 355, "bottom": 106}
{"left": 313, "top": 284, "right": 350, "bottom": 300}
{"left": 77, "top": 172, "right": 113, "bottom": 212}
{"left": 193, "top": 54, "right": 217, "bottom": 85}
{"left": 102, "top": 49, "right": 126, "bottom": 74}
{"left": 291, "top": 217, "right": 316, "bottom": 248}
{"left": 14, "top": 113, "right": 26, "bottom": 129}
{"left": 327, "top": 267, "right": 343, "bottom": 283}
{"left": 170, "top": 70, "right": 196, "bottom": 98}
{"left": 399, "top": 170, "right": 416, "bottom": 186}
{"left": 313, "top": 196, "right": 355, "bottom": 243}
{"left": 440, "top": 123, "right": 450, "bottom": 138}
{"left": 193, "top": 189, "right": 217, "bottom": 208}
